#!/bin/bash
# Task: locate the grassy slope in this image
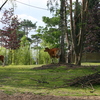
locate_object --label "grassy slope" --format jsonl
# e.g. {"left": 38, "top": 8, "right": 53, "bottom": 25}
{"left": 0, "top": 63, "right": 100, "bottom": 96}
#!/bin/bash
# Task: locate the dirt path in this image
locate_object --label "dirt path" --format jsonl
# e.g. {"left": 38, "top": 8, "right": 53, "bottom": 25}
{"left": 0, "top": 92, "right": 100, "bottom": 100}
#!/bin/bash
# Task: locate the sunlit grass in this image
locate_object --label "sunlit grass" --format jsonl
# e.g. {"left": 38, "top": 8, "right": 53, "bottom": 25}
{"left": 0, "top": 64, "right": 100, "bottom": 96}
{"left": 82, "top": 62, "right": 100, "bottom": 66}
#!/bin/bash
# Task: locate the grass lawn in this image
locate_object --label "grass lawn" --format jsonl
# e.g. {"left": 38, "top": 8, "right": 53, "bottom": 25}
{"left": 82, "top": 62, "right": 100, "bottom": 66}
{"left": 0, "top": 63, "right": 100, "bottom": 96}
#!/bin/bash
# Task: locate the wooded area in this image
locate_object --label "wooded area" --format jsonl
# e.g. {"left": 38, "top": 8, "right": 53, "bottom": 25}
{"left": 0, "top": 1, "right": 100, "bottom": 99}
{"left": 0, "top": 0, "right": 100, "bottom": 65}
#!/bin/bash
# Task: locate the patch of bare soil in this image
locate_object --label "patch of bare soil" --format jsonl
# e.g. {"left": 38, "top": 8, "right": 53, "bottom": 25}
{"left": 0, "top": 92, "right": 100, "bottom": 100}
{"left": 32, "top": 63, "right": 98, "bottom": 70}
{"left": 32, "top": 63, "right": 77, "bottom": 70}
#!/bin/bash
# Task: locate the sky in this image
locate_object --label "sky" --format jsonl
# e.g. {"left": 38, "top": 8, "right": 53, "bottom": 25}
{"left": 0, "top": 0, "right": 52, "bottom": 36}
{"left": 0, "top": 0, "right": 79, "bottom": 37}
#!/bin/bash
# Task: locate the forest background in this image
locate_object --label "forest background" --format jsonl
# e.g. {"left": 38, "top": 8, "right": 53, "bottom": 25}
{"left": 0, "top": 0, "right": 100, "bottom": 65}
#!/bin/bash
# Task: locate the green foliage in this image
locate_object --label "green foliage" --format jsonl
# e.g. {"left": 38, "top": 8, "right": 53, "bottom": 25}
{"left": 36, "top": 16, "right": 61, "bottom": 48}
{"left": 88, "top": 0, "right": 99, "bottom": 9}
{"left": 47, "top": 0, "right": 59, "bottom": 13}
{"left": 20, "top": 36, "right": 30, "bottom": 46}
{"left": 20, "top": 19, "right": 37, "bottom": 31}
{"left": 42, "top": 16, "right": 60, "bottom": 26}
{"left": 38, "top": 49, "right": 51, "bottom": 64}
{"left": 34, "top": 48, "right": 59, "bottom": 64}
{"left": 31, "top": 34, "right": 42, "bottom": 48}
{"left": 0, "top": 47, "right": 6, "bottom": 55}
{"left": 42, "top": 29, "right": 60, "bottom": 47}
{"left": 5, "top": 46, "right": 35, "bottom": 65}
{"left": 0, "top": 47, "right": 6, "bottom": 64}
{"left": 14, "top": 46, "right": 34, "bottom": 65}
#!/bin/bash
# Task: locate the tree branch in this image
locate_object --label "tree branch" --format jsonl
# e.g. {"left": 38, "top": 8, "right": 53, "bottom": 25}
{"left": 0, "top": 0, "right": 8, "bottom": 11}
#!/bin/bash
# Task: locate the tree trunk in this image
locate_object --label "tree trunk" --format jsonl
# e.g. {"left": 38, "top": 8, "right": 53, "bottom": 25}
{"left": 59, "top": 0, "right": 66, "bottom": 63}
{"left": 75, "top": 0, "right": 88, "bottom": 65}
{"left": 70, "top": 0, "right": 88, "bottom": 65}
{"left": 64, "top": 1, "right": 70, "bottom": 63}
{"left": 70, "top": 0, "right": 76, "bottom": 64}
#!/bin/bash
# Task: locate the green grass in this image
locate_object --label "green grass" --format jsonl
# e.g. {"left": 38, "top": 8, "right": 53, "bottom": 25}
{"left": 0, "top": 63, "right": 100, "bottom": 96}
{"left": 82, "top": 62, "right": 100, "bottom": 66}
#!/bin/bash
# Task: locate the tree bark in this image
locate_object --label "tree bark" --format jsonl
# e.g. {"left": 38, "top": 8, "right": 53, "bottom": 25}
{"left": 59, "top": 0, "right": 66, "bottom": 63}
{"left": 70, "top": 0, "right": 88, "bottom": 65}
{"left": 75, "top": 0, "right": 88, "bottom": 65}
{"left": 69, "top": 0, "right": 76, "bottom": 64}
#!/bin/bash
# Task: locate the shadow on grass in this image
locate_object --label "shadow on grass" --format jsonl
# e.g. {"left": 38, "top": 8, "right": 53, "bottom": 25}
{"left": 0, "top": 64, "right": 100, "bottom": 93}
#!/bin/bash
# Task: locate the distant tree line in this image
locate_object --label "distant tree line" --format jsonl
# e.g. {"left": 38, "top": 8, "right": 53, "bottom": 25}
{"left": 0, "top": 8, "right": 36, "bottom": 65}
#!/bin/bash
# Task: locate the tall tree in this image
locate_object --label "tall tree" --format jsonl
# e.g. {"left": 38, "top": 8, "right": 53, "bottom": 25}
{"left": 20, "top": 19, "right": 36, "bottom": 37}
{"left": 46, "top": 0, "right": 99, "bottom": 65}
{"left": 70, "top": 0, "right": 89, "bottom": 65}
{"left": 59, "top": 0, "right": 67, "bottom": 63}
{"left": 36, "top": 15, "right": 61, "bottom": 64}
{"left": 84, "top": 0, "right": 100, "bottom": 52}
{"left": 36, "top": 16, "right": 61, "bottom": 48}
{"left": 31, "top": 34, "right": 42, "bottom": 64}
{"left": 47, "top": 0, "right": 70, "bottom": 63}
{"left": 69, "top": 0, "right": 99, "bottom": 65}
{"left": 0, "top": 8, "right": 20, "bottom": 50}
{"left": 0, "top": 8, "right": 20, "bottom": 64}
